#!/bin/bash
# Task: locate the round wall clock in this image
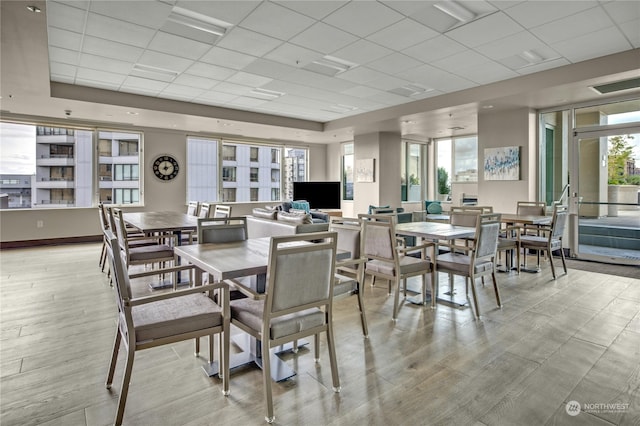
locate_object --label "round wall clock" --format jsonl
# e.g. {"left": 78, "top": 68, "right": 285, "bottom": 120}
{"left": 152, "top": 154, "right": 179, "bottom": 181}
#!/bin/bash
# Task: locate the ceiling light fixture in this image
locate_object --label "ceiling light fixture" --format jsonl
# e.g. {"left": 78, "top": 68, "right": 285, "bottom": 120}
{"left": 520, "top": 50, "right": 544, "bottom": 64}
{"left": 126, "top": 111, "right": 139, "bottom": 115}
{"left": 304, "top": 56, "right": 357, "bottom": 76}
{"left": 327, "top": 104, "right": 358, "bottom": 113}
{"left": 248, "top": 88, "right": 285, "bottom": 100}
{"left": 131, "top": 64, "right": 178, "bottom": 82}
{"left": 27, "top": 5, "right": 41, "bottom": 12}
{"left": 391, "top": 83, "right": 432, "bottom": 97}
{"left": 433, "top": 1, "right": 475, "bottom": 22}
{"left": 167, "top": 9, "right": 228, "bottom": 37}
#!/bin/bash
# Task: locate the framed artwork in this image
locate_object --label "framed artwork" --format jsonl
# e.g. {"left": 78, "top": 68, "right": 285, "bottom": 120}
{"left": 356, "top": 158, "right": 375, "bottom": 182}
{"left": 484, "top": 146, "right": 520, "bottom": 180}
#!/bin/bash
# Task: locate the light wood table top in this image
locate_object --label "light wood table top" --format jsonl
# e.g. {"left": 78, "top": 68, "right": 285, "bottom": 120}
{"left": 395, "top": 221, "right": 475, "bottom": 240}
{"left": 499, "top": 213, "right": 551, "bottom": 225}
{"left": 123, "top": 211, "right": 198, "bottom": 233}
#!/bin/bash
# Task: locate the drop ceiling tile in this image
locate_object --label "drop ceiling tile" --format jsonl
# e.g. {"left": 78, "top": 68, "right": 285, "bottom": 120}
{"left": 174, "top": 1, "right": 260, "bottom": 25}
{"left": 453, "top": 61, "right": 519, "bottom": 85}
{"left": 330, "top": 39, "right": 394, "bottom": 66}
{"left": 186, "top": 62, "right": 236, "bottom": 80}
{"left": 79, "top": 53, "right": 132, "bottom": 75}
{"left": 620, "top": 19, "right": 640, "bottom": 48}
{"left": 49, "top": 47, "right": 79, "bottom": 66}
{"left": 200, "top": 47, "right": 258, "bottom": 70}
{"left": 77, "top": 67, "right": 127, "bottom": 85}
{"left": 323, "top": 1, "right": 404, "bottom": 38}
{"left": 362, "top": 75, "right": 412, "bottom": 91}
{"left": 242, "top": 59, "right": 298, "bottom": 80}
{"left": 603, "top": 1, "right": 640, "bottom": 25}
{"left": 515, "top": 57, "right": 570, "bottom": 76}
{"left": 88, "top": 0, "right": 172, "bottom": 29}
{"left": 503, "top": 0, "right": 598, "bottom": 29}
{"left": 402, "top": 36, "right": 467, "bottom": 63}
{"left": 193, "top": 90, "right": 238, "bottom": 103}
{"left": 550, "top": 26, "right": 633, "bottom": 63}
{"left": 274, "top": 1, "right": 348, "bottom": 20}
{"left": 160, "top": 84, "right": 207, "bottom": 100}
{"left": 446, "top": 12, "right": 523, "bottom": 48}
{"left": 530, "top": 7, "right": 613, "bottom": 45}
{"left": 212, "top": 81, "right": 254, "bottom": 96}
{"left": 75, "top": 79, "right": 121, "bottom": 91}
{"left": 238, "top": 2, "right": 316, "bottom": 40}
{"left": 225, "top": 72, "right": 273, "bottom": 88}
{"left": 172, "top": 74, "right": 219, "bottom": 90}
{"left": 137, "top": 51, "right": 194, "bottom": 73}
{"left": 148, "top": 32, "right": 212, "bottom": 61}
{"left": 368, "top": 91, "right": 410, "bottom": 105}
{"left": 49, "top": 62, "right": 77, "bottom": 78}
{"left": 263, "top": 43, "right": 323, "bottom": 68}
{"left": 475, "top": 31, "right": 552, "bottom": 61}
{"left": 47, "top": 28, "right": 83, "bottom": 51}
{"left": 289, "top": 22, "right": 358, "bottom": 54}
{"left": 82, "top": 36, "right": 144, "bottom": 63}
{"left": 46, "top": 2, "right": 87, "bottom": 33}
{"left": 51, "top": 74, "right": 76, "bottom": 84}
{"left": 431, "top": 49, "right": 490, "bottom": 73}
{"left": 227, "top": 97, "right": 269, "bottom": 107}
{"left": 217, "top": 27, "right": 283, "bottom": 57}
{"left": 336, "top": 67, "right": 389, "bottom": 84}
{"left": 50, "top": 0, "right": 90, "bottom": 10}
{"left": 121, "top": 76, "right": 169, "bottom": 91}
{"left": 341, "top": 85, "right": 386, "bottom": 98}
{"left": 401, "top": 4, "right": 461, "bottom": 33}
{"left": 366, "top": 18, "right": 439, "bottom": 51}
{"left": 397, "top": 65, "right": 476, "bottom": 92}
{"left": 367, "top": 52, "right": 423, "bottom": 75}
{"left": 85, "top": 12, "right": 156, "bottom": 48}
{"left": 285, "top": 69, "right": 355, "bottom": 92}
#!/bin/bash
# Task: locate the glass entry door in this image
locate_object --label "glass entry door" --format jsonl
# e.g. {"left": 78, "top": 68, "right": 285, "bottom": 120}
{"left": 572, "top": 126, "right": 640, "bottom": 265}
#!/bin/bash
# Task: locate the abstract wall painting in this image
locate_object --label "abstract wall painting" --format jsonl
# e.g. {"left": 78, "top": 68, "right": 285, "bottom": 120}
{"left": 484, "top": 146, "right": 520, "bottom": 181}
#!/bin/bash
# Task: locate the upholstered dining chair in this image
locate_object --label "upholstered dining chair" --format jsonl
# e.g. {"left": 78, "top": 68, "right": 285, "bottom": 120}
{"left": 111, "top": 208, "right": 178, "bottom": 286}
{"left": 359, "top": 213, "right": 436, "bottom": 319}
{"left": 519, "top": 204, "right": 568, "bottom": 279}
{"left": 329, "top": 218, "right": 369, "bottom": 337}
{"left": 436, "top": 213, "right": 502, "bottom": 319}
{"left": 182, "top": 201, "right": 201, "bottom": 244}
{"left": 198, "top": 202, "right": 212, "bottom": 218}
{"left": 103, "top": 231, "right": 230, "bottom": 426}
{"left": 187, "top": 201, "right": 200, "bottom": 216}
{"left": 229, "top": 232, "right": 341, "bottom": 423}
{"left": 213, "top": 204, "right": 232, "bottom": 218}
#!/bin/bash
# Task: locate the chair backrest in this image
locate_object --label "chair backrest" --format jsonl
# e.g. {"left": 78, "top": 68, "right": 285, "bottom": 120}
{"left": 329, "top": 219, "right": 361, "bottom": 260}
{"left": 517, "top": 201, "right": 546, "bottom": 216}
{"left": 199, "top": 202, "right": 212, "bottom": 218}
{"left": 265, "top": 232, "right": 337, "bottom": 315}
{"left": 197, "top": 217, "right": 247, "bottom": 243}
{"left": 187, "top": 201, "right": 199, "bottom": 216}
{"left": 451, "top": 205, "right": 493, "bottom": 214}
{"left": 98, "top": 203, "right": 110, "bottom": 233}
{"left": 213, "top": 204, "right": 232, "bottom": 218}
{"left": 449, "top": 210, "right": 480, "bottom": 228}
{"left": 551, "top": 205, "right": 568, "bottom": 239}
{"left": 111, "top": 208, "right": 131, "bottom": 258}
{"left": 105, "top": 230, "right": 133, "bottom": 308}
{"left": 358, "top": 213, "right": 395, "bottom": 224}
{"left": 474, "top": 213, "right": 501, "bottom": 260}
{"left": 360, "top": 216, "right": 398, "bottom": 264}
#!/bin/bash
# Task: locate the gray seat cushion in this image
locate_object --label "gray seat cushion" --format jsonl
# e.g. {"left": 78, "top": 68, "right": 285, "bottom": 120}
{"left": 230, "top": 298, "right": 325, "bottom": 340}
{"left": 128, "top": 244, "right": 173, "bottom": 262}
{"left": 436, "top": 252, "right": 493, "bottom": 274}
{"left": 365, "top": 256, "right": 430, "bottom": 276}
{"left": 520, "top": 235, "right": 562, "bottom": 250}
{"left": 334, "top": 273, "right": 356, "bottom": 297}
{"left": 132, "top": 293, "right": 222, "bottom": 343}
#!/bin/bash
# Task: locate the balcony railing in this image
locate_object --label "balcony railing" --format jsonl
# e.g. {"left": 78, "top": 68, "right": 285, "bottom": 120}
{"left": 40, "top": 177, "right": 74, "bottom": 182}
{"left": 40, "top": 154, "right": 73, "bottom": 159}
{"left": 39, "top": 200, "right": 74, "bottom": 205}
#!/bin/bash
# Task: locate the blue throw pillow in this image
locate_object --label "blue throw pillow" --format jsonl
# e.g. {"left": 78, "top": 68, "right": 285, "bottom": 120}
{"left": 368, "top": 204, "right": 390, "bottom": 214}
{"left": 427, "top": 203, "right": 442, "bottom": 214}
{"left": 291, "top": 200, "right": 310, "bottom": 213}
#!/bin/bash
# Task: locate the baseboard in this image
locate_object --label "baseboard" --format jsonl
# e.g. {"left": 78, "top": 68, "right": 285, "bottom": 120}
{"left": 0, "top": 235, "right": 102, "bottom": 249}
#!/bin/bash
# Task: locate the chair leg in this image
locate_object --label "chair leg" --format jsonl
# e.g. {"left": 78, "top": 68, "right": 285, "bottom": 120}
{"left": 430, "top": 268, "right": 437, "bottom": 309}
{"left": 105, "top": 331, "right": 121, "bottom": 389}
{"left": 559, "top": 246, "right": 567, "bottom": 275}
{"left": 314, "top": 333, "right": 320, "bottom": 361}
{"left": 515, "top": 245, "right": 521, "bottom": 274}
{"left": 220, "top": 330, "right": 229, "bottom": 396}
{"left": 548, "top": 248, "right": 557, "bottom": 280}
{"left": 326, "top": 323, "right": 341, "bottom": 393}
{"left": 114, "top": 343, "right": 135, "bottom": 426}
{"left": 262, "top": 341, "right": 275, "bottom": 423}
{"left": 468, "top": 276, "right": 481, "bottom": 319}
{"left": 392, "top": 276, "right": 402, "bottom": 320}
{"left": 100, "top": 241, "right": 107, "bottom": 271}
{"left": 491, "top": 271, "right": 502, "bottom": 308}
{"left": 195, "top": 337, "right": 200, "bottom": 356}
{"left": 356, "top": 265, "right": 369, "bottom": 337}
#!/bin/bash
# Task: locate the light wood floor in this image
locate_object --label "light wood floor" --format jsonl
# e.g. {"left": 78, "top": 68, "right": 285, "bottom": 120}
{"left": 1, "top": 243, "right": 639, "bottom": 426}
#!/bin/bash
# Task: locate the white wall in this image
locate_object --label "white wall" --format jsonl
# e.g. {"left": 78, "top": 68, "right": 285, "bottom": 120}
{"left": 477, "top": 107, "right": 537, "bottom": 214}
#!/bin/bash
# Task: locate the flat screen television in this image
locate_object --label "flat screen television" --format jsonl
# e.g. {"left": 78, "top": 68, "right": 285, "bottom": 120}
{"left": 292, "top": 181, "right": 341, "bottom": 210}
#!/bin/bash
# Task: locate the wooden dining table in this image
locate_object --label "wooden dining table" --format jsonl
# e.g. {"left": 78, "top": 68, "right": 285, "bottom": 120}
{"left": 498, "top": 213, "right": 552, "bottom": 272}
{"left": 175, "top": 237, "right": 350, "bottom": 382}
{"left": 123, "top": 211, "right": 198, "bottom": 288}
{"left": 395, "top": 221, "right": 475, "bottom": 307}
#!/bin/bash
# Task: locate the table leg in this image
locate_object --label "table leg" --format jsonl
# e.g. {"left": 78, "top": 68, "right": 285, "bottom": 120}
{"left": 149, "top": 230, "right": 191, "bottom": 290}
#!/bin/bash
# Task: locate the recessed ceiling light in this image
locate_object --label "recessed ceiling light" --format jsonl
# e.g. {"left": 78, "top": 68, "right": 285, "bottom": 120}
{"left": 127, "top": 111, "right": 139, "bottom": 115}
{"left": 433, "top": 1, "right": 475, "bottom": 22}
{"left": 482, "top": 105, "right": 494, "bottom": 109}
{"left": 27, "top": 5, "right": 41, "bottom": 13}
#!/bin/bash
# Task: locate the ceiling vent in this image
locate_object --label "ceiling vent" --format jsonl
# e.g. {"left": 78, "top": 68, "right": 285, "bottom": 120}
{"left": 303, "top": 56, "right": 357, "bottom": 77}
{"left": 591, "top": 77, "right": 640, "bottom": 95}
{"left": 131, "top": 64, "right": 178, "bottom": 82}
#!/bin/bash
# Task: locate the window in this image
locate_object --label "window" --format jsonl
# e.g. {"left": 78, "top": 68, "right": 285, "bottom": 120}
{"left": 342, "top": 143, "right": 354, "bottom": 200}
{"left": 222, "top": 166, "right": 236, "bottom": 182}
{"left": 187, "top": 137, "right": 304, "bottom": 204}
{"left": 0, "top": 122, "right": 143, "bottom": 209}
{"left": 436, "top": 135, "right": 478, "bottom": 199}
{"left": 401, "top": 142, "right": 424, "bottom": 202}
{"left": 222, "top": 145, "right": 236, "bottom": 161}
{"left": 222, "top": 188, "right": 236, "bottom": 202}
